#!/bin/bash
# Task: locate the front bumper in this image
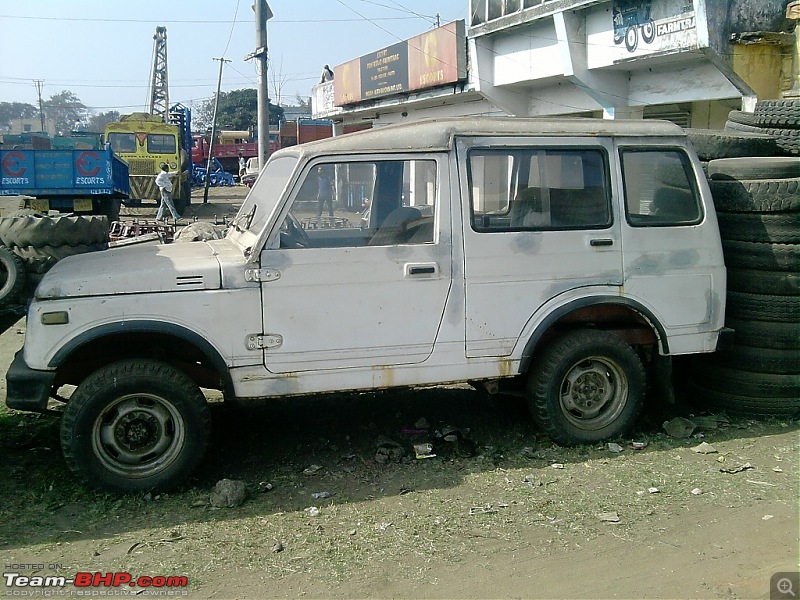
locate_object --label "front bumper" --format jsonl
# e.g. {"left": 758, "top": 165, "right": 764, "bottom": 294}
{"left": 6, "top": 350, "right": 55, "bottom": 412}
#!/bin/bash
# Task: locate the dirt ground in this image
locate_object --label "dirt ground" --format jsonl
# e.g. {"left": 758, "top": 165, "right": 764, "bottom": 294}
{"left": 0, "top": 186, "right": 797, "bottom": 599}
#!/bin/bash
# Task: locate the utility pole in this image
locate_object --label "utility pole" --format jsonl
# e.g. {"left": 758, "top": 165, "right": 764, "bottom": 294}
{"left": 203, "top": 57, "right": 231, "bottom": 204}
{"left": 245, "top": 0, "right": 273, "bottom": 170}
{"left": 34, "top": 79, "right": 45, "bottom": 133}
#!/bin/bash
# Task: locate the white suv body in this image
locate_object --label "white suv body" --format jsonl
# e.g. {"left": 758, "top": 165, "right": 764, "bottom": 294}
{"left": 7, "top": 118, "right": 727, "bottom": 493}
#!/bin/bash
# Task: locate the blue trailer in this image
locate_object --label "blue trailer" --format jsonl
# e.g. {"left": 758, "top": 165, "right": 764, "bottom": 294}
{"left": 0, "top": 144, "right": 130, "bottom": 221}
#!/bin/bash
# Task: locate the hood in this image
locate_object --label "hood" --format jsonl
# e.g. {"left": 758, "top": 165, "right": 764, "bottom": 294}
{"left": 36, "top": 241, "right": 222, "bottom": 300}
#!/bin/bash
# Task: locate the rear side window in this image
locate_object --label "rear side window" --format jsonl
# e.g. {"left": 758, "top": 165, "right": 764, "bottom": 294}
{"left": 621, "top": 149, "right": 702, "bottom": 226}
{"left": 468, "top": 148, "right": 611, "bottom": 231}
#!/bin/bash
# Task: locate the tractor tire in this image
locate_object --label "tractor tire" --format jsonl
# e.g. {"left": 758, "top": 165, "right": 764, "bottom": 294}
{"left": 11, "top": 243, "right": 108, "bottom": 274}
{"left": 0, "top": 215, "right": 109, "bottom": 248}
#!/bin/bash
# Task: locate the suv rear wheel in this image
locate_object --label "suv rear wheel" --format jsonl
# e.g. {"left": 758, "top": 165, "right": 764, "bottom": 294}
{"left": 528, "top": 330, "right": 646, "bottom": 444}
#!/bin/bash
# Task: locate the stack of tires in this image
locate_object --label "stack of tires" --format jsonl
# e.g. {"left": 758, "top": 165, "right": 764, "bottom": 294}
{"left": 0, "top": 212, "right": 109, "bottom": 306}
{"left": 689, "top": 154, "right": 800, "bottom": 416}
{"left": 726, "top": 100, "right": 800, "bottom": 157}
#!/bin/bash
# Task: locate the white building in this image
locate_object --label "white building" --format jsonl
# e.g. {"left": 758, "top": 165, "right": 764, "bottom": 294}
{"left": 313, "top": 0, "right": 795, "bottom": 130}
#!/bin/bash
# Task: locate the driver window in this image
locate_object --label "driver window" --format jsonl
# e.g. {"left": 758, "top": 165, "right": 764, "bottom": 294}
{"left": 280, "top": 159, "right": 437, "bottom": 249}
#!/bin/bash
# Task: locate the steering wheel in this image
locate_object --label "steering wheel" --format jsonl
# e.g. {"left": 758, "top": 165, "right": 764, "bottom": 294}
{"left": 280, "top": 213, "right": 311, "bottom": 248}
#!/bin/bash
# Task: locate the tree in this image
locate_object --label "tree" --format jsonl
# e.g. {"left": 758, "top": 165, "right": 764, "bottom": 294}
{"left": 0, "top": 102, "right": 38, "bottom": 129}
{"left": 195, "top": 88, "right": 284, "bottom": 132}
{"left": 44, "top": 90, "right": 88, "bottom": 134}
{"left": 86, "top": 110, "right": 121, "bottom": 133}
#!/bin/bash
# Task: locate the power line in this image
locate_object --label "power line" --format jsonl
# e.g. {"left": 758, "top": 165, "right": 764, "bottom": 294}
{"left": 0, "top": 13, "right": 421, "bottom": 24}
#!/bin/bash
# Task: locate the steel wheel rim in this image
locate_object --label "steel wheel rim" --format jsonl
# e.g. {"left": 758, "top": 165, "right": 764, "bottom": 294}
{"left": 92, "top": 393, "right": 186, "bottom": 479}
{"left": 558, "top": 356, "right": 629, "bottom": 431}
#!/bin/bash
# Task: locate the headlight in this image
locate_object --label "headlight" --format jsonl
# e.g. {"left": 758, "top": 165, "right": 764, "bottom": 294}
{"left": 169, "top": 161, "right": 178, "bottom": 169}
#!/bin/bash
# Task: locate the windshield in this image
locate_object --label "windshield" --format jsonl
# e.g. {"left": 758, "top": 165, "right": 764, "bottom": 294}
{"left": 228, "top": 155, "right": 298, "bottom": 247}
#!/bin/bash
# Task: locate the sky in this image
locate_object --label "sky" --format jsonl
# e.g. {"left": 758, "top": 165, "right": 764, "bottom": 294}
{"left": 0, "top": 0, "right": 468, "bottom": 115}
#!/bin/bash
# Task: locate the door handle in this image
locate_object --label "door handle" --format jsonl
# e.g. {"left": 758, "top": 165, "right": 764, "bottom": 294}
{"left": 590, "top": 238, "right": 614, "bottom": 247}
{"left": 405, "top": 263, "right": 438, "bottom": 277}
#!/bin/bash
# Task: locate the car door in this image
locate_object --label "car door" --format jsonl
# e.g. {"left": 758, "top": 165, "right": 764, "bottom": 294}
{"left": 458, "top": 137, "right": 623, "bottom": 358}
{"left": 259, "top": 155, "right": 452, "bottom": 373}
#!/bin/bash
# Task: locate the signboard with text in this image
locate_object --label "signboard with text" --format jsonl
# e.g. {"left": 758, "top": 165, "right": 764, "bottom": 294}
{"left": 334, "top": 20, "right": 466, "bottom": 107}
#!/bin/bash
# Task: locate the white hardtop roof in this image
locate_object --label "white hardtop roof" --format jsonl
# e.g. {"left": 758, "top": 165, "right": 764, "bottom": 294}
{"left": 272, "top": 116, "right": 686, "bottom": 160}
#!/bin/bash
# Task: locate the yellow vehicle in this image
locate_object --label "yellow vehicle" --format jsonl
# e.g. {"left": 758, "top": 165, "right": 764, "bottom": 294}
{"left": 104, "top": 113, "right": 191, "bottom": 214}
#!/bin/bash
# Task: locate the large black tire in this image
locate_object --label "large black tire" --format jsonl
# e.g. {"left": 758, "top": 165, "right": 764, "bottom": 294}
{"left": 727, "top": 267, "right": 800, "bottom": 296}
{"left": 754, "top": 99, "right": 800, "bottom": 129}
{"left": 685, "top": 129, "right": 780, "bottom": 161}
{"left": 0, "top": 215, "right": 109, "bottom": 248}
{"left": 709, "top": 178, "right": 800, "bottom": 213}
{"left": 707, "top": 344, "right": 800, "bottom": 375}
{"left": 716, "top": 212, "right": 800, "bottom": 244}
{"left": 725, "top": 291, "right": 800, "bottom": 322}
{"left": 173, "top": 179, "right": 190, "bottom": 216}
{"left": 708, "top": 157, "right": 800, "bottom": 181}
{"left": 11, "top": 243, "right": 107, "bottom": 274}
{"left": 0, "top": 245, "right": 26, "bottom": 306}
{"left": 721, "top": 240, "right": 800, "bottom": 271}
{"left": 61, "top": 359, "right": 211, "bottom": 494}
{"left": 688, "top": 380, "right": 800, "bottom": 416}
{"left": 695, "top": 362, "right": 800, "bottom": 398}
{"left": 528, "top": 330, "right": 645, "bottom": 445}
{"left": 726, "top": 110, "right": 761, "bottom": 127}
{"left": 725, "top": 317, "right": 800, "bottom": 350}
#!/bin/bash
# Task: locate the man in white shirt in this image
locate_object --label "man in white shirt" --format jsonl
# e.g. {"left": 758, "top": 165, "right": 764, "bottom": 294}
{"left": 155, "top": 163, "right": 180, "bottom": 221}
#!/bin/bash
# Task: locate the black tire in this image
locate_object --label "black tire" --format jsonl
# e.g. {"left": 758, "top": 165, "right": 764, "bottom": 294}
{"left": 685, "top": 129, "right": 780, "bottom": 161}
{"left": 727, "top": 267, "right": 800, "bottom": 296}
{"left": 708, "top": 157, "right": 800, "bottom": 181}
{"left": 754, "top": 99, "right": 800, "bottom": 129}
{"left": 173, "top": 178, "right": 190, "bottom": 216}
{"left": 721, "top": 240, "right": 800, "bottom": 271}
{"left": 725, "top": 291, "right": 800, "bottom": 322}
{"left": 724, "top": 120, "right": 764, "bottom": 134}
{"left": 725, "top": 317, "right": 800, "bottom": 350}
{"left": 0, "top": 215, "right": 109, "bottom": 248}
{"left": 12, "top": 243, "right": 107, "bottom": 274}
{"left": 528, "top": 330, "right": 645, "bottom": 445}
{"left": 0, "top": 245, "right": 26, "bottom": 306}
{"left": 717, "top": 212, "right": 800, "bottom": 244}
{"left": 759, "top": 128, "right": 800, "bottom": 155}
{"left": 695, "top": 362, "right": 800, "bottom": 398}
{"left": 709, "top": 178, "right": 800, "bottom": 213}
{"left": 61, "top": 359, "right": 211, "bottom": 494}
{"left": 707, "top": 344, "right": 800, "bottom": 375}
{"left": 727, "top": 110, "right": 761, "bottom": 127}
{"left": 687, "top": 379, "right": 800, "bottom": 416}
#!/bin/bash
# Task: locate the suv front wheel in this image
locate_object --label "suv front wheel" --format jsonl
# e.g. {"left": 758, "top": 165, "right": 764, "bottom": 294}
{"left": 528, "top": 330, "right": 646, "bottom": 445}
{"left": 61, "top": 359, "right": 211, "bottom": 494}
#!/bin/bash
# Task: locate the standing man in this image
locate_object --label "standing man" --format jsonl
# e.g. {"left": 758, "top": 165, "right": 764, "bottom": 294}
{"left": 316, "top": 164, "right": 335, "bottom": 218}
{"left": 238, "top": 153, "right": 246, "bottom": 180}
{"left": 155, "top": 162, "right": 180, "bottom": 222}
